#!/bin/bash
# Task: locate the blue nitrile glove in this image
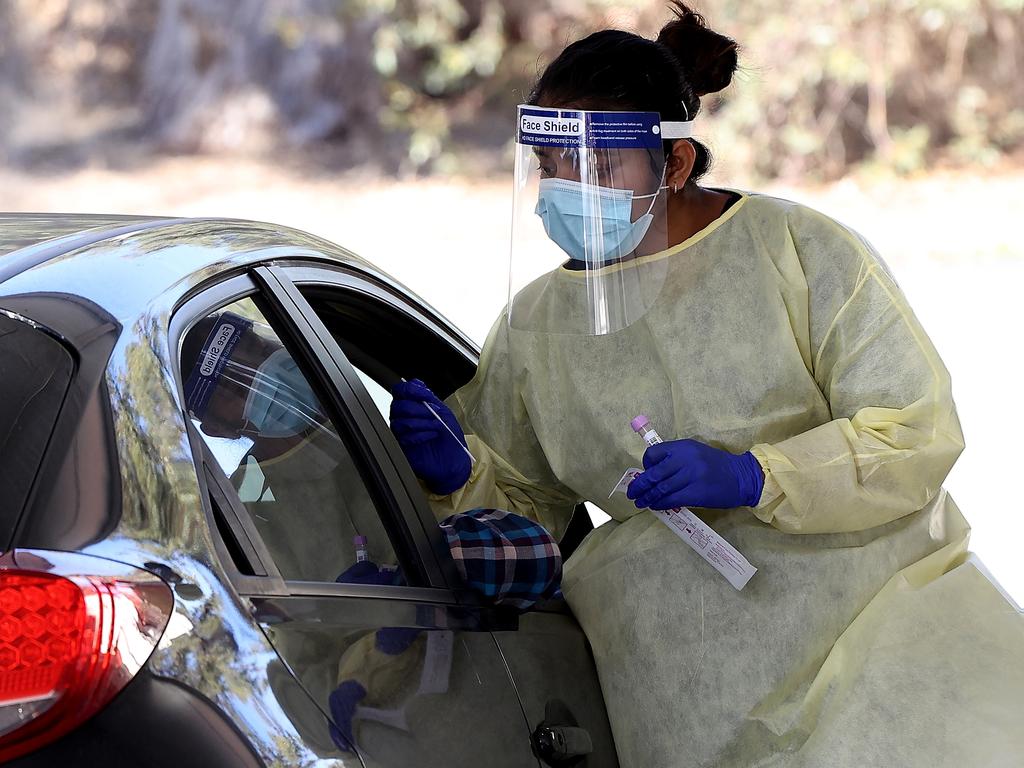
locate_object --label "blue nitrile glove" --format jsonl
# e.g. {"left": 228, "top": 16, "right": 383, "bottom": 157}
{"left": 328, "top": 680, "right": 367, "bottom": 752}
{"left": 389, "top": 378, "right": 471, "bottom": 495}
{"left": 626, "top": 439, "right": 764, "bottom": 510}
{"left": 374, "top": 626, "right": 421, "bottom": 655}
{"left": 336, "top": 560, "right": 405, "bottom": 586}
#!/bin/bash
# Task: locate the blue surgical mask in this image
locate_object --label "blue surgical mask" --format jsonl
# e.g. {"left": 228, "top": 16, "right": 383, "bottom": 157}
{"left": 534, "top": 172, "right": 667, "bottom": 265}
{"left": 242, "top": 349, "right": 322, "bottom": 438}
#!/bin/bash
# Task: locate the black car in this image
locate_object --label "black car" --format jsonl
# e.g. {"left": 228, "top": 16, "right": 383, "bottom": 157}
{"left": 0, "top": 214, "right": 616, "bottom": 767}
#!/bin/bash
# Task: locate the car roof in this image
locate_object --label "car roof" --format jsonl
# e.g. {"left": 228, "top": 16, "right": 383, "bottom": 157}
{"left": 0, "top": 213, "right": 389, "bottom": 318}
{"left": 0, "top": 213, "right": 171, "bottom": 260}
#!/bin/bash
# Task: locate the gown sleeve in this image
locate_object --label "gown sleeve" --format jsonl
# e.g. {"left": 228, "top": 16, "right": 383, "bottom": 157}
{"left": 424, "top": 311, "right": 581, "bottom": 541}
{"left": 749, "top": 209, "right": 965, "bottom": 534}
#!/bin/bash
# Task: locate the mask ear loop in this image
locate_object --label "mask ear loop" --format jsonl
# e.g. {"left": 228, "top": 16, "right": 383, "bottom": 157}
{"left": 632, "top": 163, "right": 670, "bottom": 216}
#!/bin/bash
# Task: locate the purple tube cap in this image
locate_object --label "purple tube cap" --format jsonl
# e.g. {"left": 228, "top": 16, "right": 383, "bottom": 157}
{"left": 630, "top": 415, "right": 650, "bottom": 433}
{"left": 353, "top": 535, "right": 368, "bottom": 547}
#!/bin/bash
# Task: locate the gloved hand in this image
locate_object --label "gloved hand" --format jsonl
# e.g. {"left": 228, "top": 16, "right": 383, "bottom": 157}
{"left": 389, "top": 379, "right": 471, "bottom": 495}
{"left": 626, "top": 439, "right": 764, "bottom": 510}
{"left": 335, "top": 561, "right": 418, "bottom": 653}
{"left": 328, "top": 679, "right": 367, "bottom": 752}
{"left": 335, "top": 560, "right": 404, "bottom": 586}
{"left": 374, "top": 626, "right": 422, "bottom": 656}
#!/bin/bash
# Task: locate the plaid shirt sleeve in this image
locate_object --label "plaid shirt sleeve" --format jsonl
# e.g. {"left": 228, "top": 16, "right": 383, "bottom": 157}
{"left": 439, "top": 508, "right": 563, "bottom": 611}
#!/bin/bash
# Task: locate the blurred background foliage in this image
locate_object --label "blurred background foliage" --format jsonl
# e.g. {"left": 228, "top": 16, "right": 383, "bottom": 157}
{"left": 1, "top": 0, "right": 1022, "bottom": 181}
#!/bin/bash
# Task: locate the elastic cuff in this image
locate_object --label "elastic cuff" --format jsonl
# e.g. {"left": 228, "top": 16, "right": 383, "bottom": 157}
{"left": 738, "top": 451, "right": 765, "bottom": 507}
{"left": 748, "top": 445, "right": 784, "bottom": 522}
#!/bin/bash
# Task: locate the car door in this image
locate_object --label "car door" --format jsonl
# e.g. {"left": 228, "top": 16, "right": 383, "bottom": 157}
{"left": 278, "top": 262, "right": 619, "bottom": 768}
{"left": 174, "top": 271, "right": 540, "bottom": 768}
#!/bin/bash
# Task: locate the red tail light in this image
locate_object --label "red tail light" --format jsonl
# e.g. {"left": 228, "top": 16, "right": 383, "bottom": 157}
{"left": 0, "top": 550, "right": 173, "bottom": 762}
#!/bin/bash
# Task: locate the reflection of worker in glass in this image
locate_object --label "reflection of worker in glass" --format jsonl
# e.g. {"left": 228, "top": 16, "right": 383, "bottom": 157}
{"left": 182, "top": 310, "right": 394, "bottom": 581}
{"left": 182, "top": 312, "right": 326, "bottom": 456}
{"left": 329, "top": 508, "right": 561, "bottom": 756}
{"left": 388, "top": 4, "right": 1024, "bottom": 768}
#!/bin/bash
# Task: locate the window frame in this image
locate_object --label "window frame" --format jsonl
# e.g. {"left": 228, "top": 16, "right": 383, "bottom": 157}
{"left": 280, "top": 261, "right": 595, "bottom": 570}
{"left": 253, "top": 264, "right": 473, "bottom": 598}
{"left": 170, "top": 270, "right": 464, "bottom": 604}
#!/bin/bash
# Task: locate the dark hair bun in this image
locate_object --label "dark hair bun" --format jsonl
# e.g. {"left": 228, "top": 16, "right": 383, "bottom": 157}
{"left": 656, "top": 2, "right": 738, "bottom": 97}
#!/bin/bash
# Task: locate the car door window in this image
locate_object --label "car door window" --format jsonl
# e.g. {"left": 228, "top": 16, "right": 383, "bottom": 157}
{"left": 179, "top": 296, "right": 399, "bottom": 583}
{"left": 294, "top": 273, "right": 601, "bottom": 559}
{"left": 300, "top": 287, "right": 475, "bottom": 415}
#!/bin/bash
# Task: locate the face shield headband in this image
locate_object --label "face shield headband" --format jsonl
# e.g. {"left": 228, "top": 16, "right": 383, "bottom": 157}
{"left": 518, "top": 106, "right": 692, "bottom": 267}
{"left": 183, "top": 312, "right": 253, "bottom": 420}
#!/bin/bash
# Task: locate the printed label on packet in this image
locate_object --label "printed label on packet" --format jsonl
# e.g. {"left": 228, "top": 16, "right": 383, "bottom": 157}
{"left": 610, "top": 468, "right": 757, "bottom": 590}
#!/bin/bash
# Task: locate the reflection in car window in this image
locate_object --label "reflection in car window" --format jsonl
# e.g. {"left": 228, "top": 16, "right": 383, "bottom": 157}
{"left": 179, "top": 297, "right": 398, "bottom": 583}
{"left": 0, "top": 312, "right": 75, "bottom": 527}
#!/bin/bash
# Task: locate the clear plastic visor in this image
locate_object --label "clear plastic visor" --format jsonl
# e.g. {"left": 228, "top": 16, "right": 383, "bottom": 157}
{"left": 509, "top": 105, "right": 671, "bottom": 336}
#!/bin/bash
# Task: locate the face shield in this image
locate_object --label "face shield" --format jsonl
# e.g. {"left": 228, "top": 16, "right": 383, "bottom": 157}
{"left": 183, "top": 312, "right": 325, "bottom": 441}
{"left": 509, "top": 105, "right": 693, "bottom": 335}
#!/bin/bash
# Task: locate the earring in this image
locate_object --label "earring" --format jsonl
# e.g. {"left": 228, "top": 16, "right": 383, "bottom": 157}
{"left": 672, "top": 183, "right": 679, "bottom": 194}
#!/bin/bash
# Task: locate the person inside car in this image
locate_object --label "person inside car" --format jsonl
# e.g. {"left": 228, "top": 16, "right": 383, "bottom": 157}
{"left": 180, "top": 309, "right": 394, "bottom": 581}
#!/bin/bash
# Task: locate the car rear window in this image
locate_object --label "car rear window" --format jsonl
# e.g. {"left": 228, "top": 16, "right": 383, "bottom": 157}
{"left": 0, "top": 311, "right": 75, "bottom": 537}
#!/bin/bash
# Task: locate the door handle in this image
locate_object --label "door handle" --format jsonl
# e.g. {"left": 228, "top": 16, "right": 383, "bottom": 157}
{"left": 532, "top": 724, "right": 593, "bottom": 765}
{"left": 531, "top": 699, "right": 593, "bottom": 766}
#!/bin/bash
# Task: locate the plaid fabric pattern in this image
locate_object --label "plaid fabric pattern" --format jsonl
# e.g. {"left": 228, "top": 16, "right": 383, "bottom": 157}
{"left": 439, "top": 508, "right": 563, "bottom": 611}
